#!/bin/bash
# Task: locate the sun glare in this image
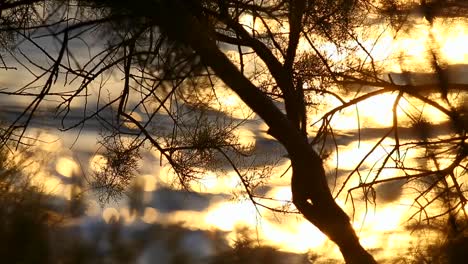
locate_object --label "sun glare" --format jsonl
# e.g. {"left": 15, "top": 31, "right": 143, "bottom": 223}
{"left": 259, "top": 220, "right": 328, "bottom": 252}
{"left": 357, "top": 93, "right": 399, "bottom": 127}
{"left": 55, "top": 157, "right": 79, "bottom": 177}
{"left": 432, "top": 21, "right": 468, "bottom": 64}
{"left": 358, "top": 205, "right": 406, "bottom": 232}
{"left": 328, "top": 140, "right": 392, "bottom": 171}
{"left": 271, "top": 186, "right": 292, "bottom": 203}
{"left": 204, "top": 201, "right": 258, "bottom": 231}
{"left": 196, "top": 171, "right": 240, "bottom": 193}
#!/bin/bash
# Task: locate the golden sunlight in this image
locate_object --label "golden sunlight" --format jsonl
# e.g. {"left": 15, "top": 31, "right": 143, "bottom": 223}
{"left": 204, "top": 201, "right": 258, "bottom": 231}
{"left": 36, "top": 131, "right": 63, "bottom": 152}
{"left": 55, "top": 157, "right": 79, "bottom": 177}
{"left": 238, "top": 13, "right": 268, "bottom": 33}
{"left": 356, "top": 93, "right": 399, "bottom": 127}
{"left": 328, "top": 140, "right": 392, "bottom": 171}
{"left": 141, "top": 207, "right": 158, "bottom": 224}
{"left": 357, "top": 205, "right": 406, "bottom": 233}
{"left": 123, "top": 111, "right": 143, "bottom": 129}
{"left": 234, "top": 127, "right": 256, "bottom": 148}
{"left": 196, "top": 170, "right": 239, "bottom": 193}
{"left": 432, "top": 20, "right": 468, "bottom": 64}
{"left": 261, "top": 221, "right": 328, "bottom": 252}
{"left": 89, "top": 154, "right": 108, "bottom": 173}
{"left": 139, "top": 174, "right": 158, "bottom": 192}
{"left": 102, "top": 207, "right": 120, "bottom": 223}
{"left": 271, "top": 186, "right": 292, "bottom": 202}
{"left": 120, "top": 207, "right": 137, "bottom": 224}
{"left": 214, "top": 90, "right": 253, "bottom": 119}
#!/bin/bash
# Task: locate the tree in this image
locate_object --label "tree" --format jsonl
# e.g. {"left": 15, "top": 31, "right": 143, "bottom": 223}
{"left": 0, "top": 0, "right": 466, "bottom": 263}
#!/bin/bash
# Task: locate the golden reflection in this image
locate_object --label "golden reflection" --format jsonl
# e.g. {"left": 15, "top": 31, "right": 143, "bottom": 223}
{"left": 396, "top": 96, "right": 450, "bottom": 124}
{"left": 55, "top": 157, "right": 79, "bottom": 177}
{"left": 197, "top": 171, "right": 218, "bottom": 191}
{"left": 124, "top": 112, "right": 143, "bottom": 129}
{"left": 120, "top": 208, "right": 137, "bottom": 224}
{"left": 272, "top": 186, "right": 291, "bottom": 200}
{"left": 204, "top": 201, "right": 258, "bottom": 231}
{"left": 89, "top": 154, "right": 108, "bottom": 173}
{"left": 327, "top": 140, "right": 392, "bottom": 171}
{"left": 321, "top": 92, "right": 452, "bottom": 132}
{"left": 431, "top": 20, "right": 468, "bottom": 63}
{"left": 219, "top": 94, "right": 238, "bottom": 107}
{"left": 350, "top": 17, "right": 468, "bottom": 72}
{"left": 165, "top": 211, "right": 207, "bottom": 228}
{"left": 6, "top": 10, "right": 465, "bottom": 259}
{"left": 212, "top": 89, "right": 253, "bottom": 119}
{"left": 238, "top": 13, "right": 267, "bottom": 33}
{"left": 360, "top": 205, "right": 405, "bottom": 232}
{"left": 197, "top": 171, "right": 239, "bottom": 193}
{"left": 156, "top": 164, "right": 179, "bottom": 186}
{"left": 28, "top": 167, "right": 73, "bottom": 199}
{"left": 259, "top": 220, "right": 328, "bottom": 252}
{"left": 139, "top": 174, "right": 158, "bottom": 192}
{"left": 35, "top": 131, "right": 63, "bottom": 152}
{"left": 102, "top": 207, "right": 120, "bottom": 223}
{"left": 234, "top": 127, "right": 256, "bottom": 149}
{"left": 357, "top": 93, "right": 399, "bottom": 127}
{"left": 141, "top": 207, "right": 158, "bottom": 224}
{"left": 359, "top": 234, "right": 380, "bottom": 249}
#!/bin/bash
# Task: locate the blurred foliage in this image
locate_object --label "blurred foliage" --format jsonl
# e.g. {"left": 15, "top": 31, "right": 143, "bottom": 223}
{"left": 0, "top": 144, "right": 51, "bottom": 263}
{"left": 397, "top": 217, "right": 468, "bottom": 264}
{"left": 0, "top": 137, "right": 311, "bottom": 263}
{"left": 0, "top": 139, "right": 467, "bottom": 263}
{"left": 92, "top": 132, "right": 141, "bottom": 203}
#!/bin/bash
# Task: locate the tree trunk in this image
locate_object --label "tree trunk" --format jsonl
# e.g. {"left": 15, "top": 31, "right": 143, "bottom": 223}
{"left": 290, "top": 145, "right": 376, "bottom": 264}
{"left": 155, "top": 1, "right": 377, "bottom": 263}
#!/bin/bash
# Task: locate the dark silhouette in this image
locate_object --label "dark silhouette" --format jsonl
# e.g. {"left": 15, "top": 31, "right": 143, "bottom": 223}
{"left": 0, "top": 0, "right": 466, "bottom": 263}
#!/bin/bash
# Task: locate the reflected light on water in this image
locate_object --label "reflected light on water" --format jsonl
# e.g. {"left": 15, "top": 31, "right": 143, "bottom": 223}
{"left": 328, "top": 140, "right": 392, "bottom": 171}
{"left": 55, "top": 157, "right": 79, "bottom": 177}
{"left": 360, "top": 18, "right": 468, "bottom": 71}
{"left": 141, "top": 207, "right": 158, "bottom": 224}
{"left": 3, "top": 12, "right": 465, "bottom": 261}
{"left": 197, "top": 171, "right": 239, "bottom": 193}
{"left": 139, "top": 174, "right": 158, "bottom": 192}
{"left": 270, "top": 187, "right": 292, "bottom": 207}
{"left": 359, "top": 234, "right": 380, "bottom": 249}
{"left": 235, "top": 127, "right": 256, "bottom": 149}
{"left": 324, "top": 92, "right": 452, "bottom": 132}
{"left": 356, "top": 93, "right": 399, "bottom": 127}
{"left": 28, "top": 166, "right": 73, "bottom": 199}
{"left": 90, "top": 154, "right": 108, "bottom": 173}
{"left": 213, "top": 90, "right": 253, "bottom": 119}
{"left": 261, "top": 221, "right": 328, "bottom": 252}
{"left": 35, "top": 131, "right": 63, "bottom": 152}
{"left": 219, "top": 94, "right": 238, "bottom": 107}
{"left": 360, "top": 205, "right": 405, "bottom": 232}
{"left": 124, "top": 112, "right": 143, "bottom": 129}
{"left": 120, "top": 207, "right": 137, "bottom": 224}
{"left": 102, "top": 207, "right": 120, "bottom": 223}
{"left": 431, "top": 21, "right": 468, "bottom": 64}
{"left": 204, "top": 201, "right": 258, "bottom": 231}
